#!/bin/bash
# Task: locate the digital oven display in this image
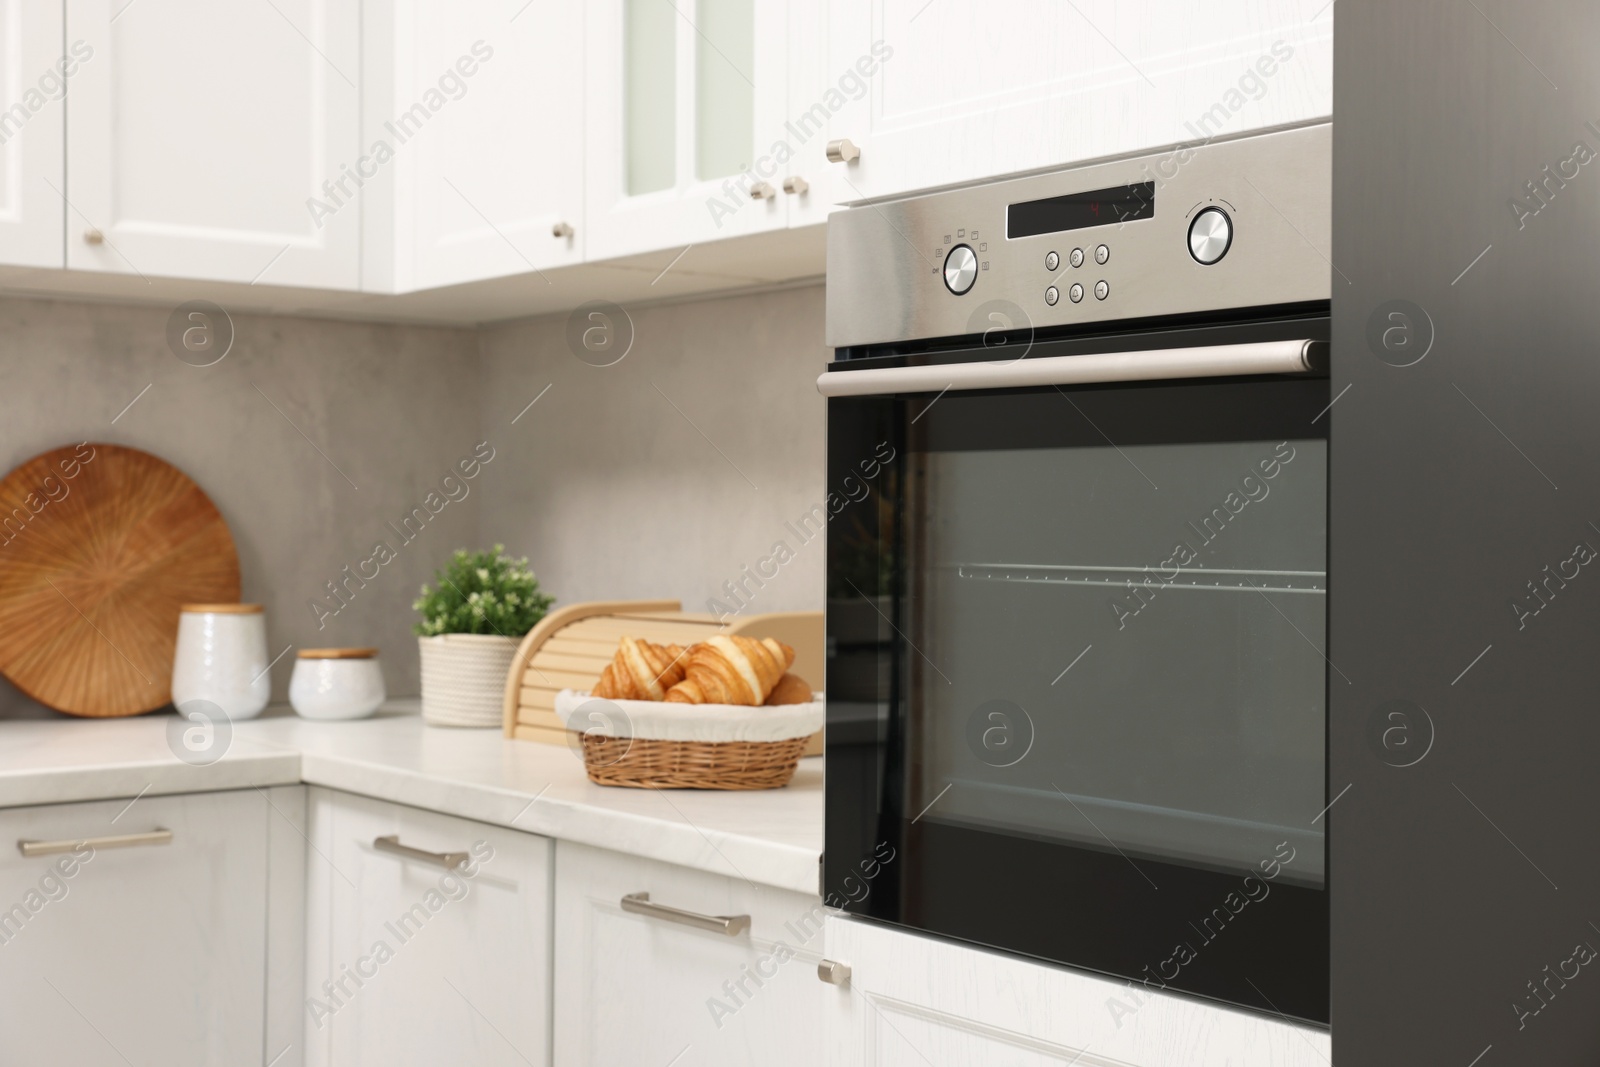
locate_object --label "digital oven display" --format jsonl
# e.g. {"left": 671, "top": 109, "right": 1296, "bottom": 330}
{"left": 1006, "top": 182, "right": 1156, "bottom": 238}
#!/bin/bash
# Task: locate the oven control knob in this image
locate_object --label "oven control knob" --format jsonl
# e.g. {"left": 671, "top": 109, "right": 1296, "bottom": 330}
{"left": 1188, "top": 207, "right": 1232, "bottom": 265}
{"left": 943, "top": 243, "right": 978, "bottom": 294}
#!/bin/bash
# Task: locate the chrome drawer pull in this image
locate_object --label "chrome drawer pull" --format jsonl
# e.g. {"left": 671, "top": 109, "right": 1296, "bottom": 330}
{"left": 18, "top": 829, "right": 172, "bottom": 857}
{"left": 620, "top": 892, "right": 751, "bottom": 936}
{"left": 373, "top": 835, "right": 467, "bottom": 870}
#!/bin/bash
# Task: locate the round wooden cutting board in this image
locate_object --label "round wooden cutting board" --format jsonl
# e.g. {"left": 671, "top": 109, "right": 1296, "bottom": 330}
{"left": 0, "top": 444, "right": 240, "bottom": 716}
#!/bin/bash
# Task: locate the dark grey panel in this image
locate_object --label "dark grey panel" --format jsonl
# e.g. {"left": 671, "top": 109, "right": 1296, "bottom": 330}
{"left": 1332, "top": 2, "right": 1600, "bottom": 1063}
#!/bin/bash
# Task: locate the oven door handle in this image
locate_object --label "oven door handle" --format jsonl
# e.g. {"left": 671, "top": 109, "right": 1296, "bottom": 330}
{"left": 816, "top": 339, "right": 1325, "bottom": 398}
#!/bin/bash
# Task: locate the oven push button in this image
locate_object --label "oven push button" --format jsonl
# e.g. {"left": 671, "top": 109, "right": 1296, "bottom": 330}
{"left": 1069, "top": 248, "right": 1084, "bottom": 268}
{"left": 1094, "top": 280, "right": 1109, "bottom": 300}
{"left": 1069, "top": 283, "right": 1084, "bottom": 303}
{"left": 1045, "top": 251, "right": 1059, "bottom": 271}
{"left": 1095, "top": 244, "right": 1110, "bottom": 265}
{"left": 1045, "top": 286, "right": 1059, "bottom": 306}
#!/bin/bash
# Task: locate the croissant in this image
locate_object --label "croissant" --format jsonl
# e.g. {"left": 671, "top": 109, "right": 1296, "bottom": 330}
{"left": 591, "top": 637, "right": 688, "bottom": 701}
{"left": 665, "top": 635, "right": 795, "bottom": 705}
{"left": 763, "top": 672, "right": 813, "bottom": 706}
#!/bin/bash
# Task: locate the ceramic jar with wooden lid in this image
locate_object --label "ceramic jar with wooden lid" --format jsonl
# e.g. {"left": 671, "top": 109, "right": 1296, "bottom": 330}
{"left": 289, "top": 648, "right": 385, "bottom": 721}
{"left": 171, "top": 603, "right": 271, "bottom": 720}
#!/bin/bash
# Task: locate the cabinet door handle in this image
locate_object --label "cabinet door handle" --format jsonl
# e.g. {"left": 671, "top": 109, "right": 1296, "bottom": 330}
{"left": 748, "top": 182, "right": 777, "bottom": 200}
{"left": 782, "top": 176, "right": 809, "bottom": 195}
{"left": 551, "top": 221, "right": 574, "bottom": 238}
{"left": 18, "top": 829, "right": 172, "bottom": 857}
{"left": 373, "top": 835, "right": 468, "bottom": 870}
{"left": 825, "top": 138, "right": 860, "bottom": 164}
{"left": 620, "top": 892, "right": 751, "bottom": 936}
{"left": 83, "top": 228, "right": 105, "bottom": 245}
{"left": 817, "top": 959, "right": 852, "bottom": 985}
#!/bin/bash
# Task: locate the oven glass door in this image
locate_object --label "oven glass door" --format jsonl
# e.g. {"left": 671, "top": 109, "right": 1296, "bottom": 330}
{"left": 825, "top": 372, "right": 1329, "bottom": 1023}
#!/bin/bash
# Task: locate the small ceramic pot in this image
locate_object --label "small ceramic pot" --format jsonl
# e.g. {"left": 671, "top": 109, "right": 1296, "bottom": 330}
{"left": 290, "top": 649, "right": 386, "bottom": 721}
{"left": 171, "top": 604, "right": 271, "bottom": 721}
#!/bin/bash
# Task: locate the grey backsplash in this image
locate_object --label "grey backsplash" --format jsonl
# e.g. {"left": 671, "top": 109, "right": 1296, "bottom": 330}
{"left": 0, "top": 283, "right": 826, "bottom": 719}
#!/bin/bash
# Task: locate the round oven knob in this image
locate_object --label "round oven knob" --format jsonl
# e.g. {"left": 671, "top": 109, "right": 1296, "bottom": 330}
{"left": 1188, "top": 207, "right": 1233, "bottom": 265}
{"left": 943, "top": 244, "right": 978, "bottom": 294}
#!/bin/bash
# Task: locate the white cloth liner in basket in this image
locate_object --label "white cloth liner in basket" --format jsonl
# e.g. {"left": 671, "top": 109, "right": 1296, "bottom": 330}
{"left": 554, "top": 688, "right": 824, "bottom": 743}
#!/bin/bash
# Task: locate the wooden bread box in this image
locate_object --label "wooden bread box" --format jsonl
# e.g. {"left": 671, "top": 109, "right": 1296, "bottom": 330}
{"left": 501, "top": 600, "right": 824, "bottom": 757}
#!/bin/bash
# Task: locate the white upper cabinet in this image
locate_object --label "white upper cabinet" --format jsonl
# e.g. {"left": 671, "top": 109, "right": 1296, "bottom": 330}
{"left": 65, "top": 0, "right": 362, "bottom": 288}
{"left": 0, "top": 1, "right": 67, "bottom": 268}
{"left": 584, "top": 0, "right": 790, "bottom": 260}
{"left": 388, "top": 0, "right": 586, "bottom": 291}
{"left": 822, "top": 0, "right": 1334, "bottom": 203}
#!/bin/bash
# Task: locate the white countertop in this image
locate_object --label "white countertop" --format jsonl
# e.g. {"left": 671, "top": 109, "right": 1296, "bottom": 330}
{"left": 0, "top": 702, "right": 823, "bottom": 894}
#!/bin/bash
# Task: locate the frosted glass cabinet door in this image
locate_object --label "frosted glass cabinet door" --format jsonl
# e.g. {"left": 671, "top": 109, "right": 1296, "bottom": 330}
{"left": 64, "top": 0, "right": 362, "bottom": 287}
{"left": 584, "top": 0, "right": 789, "bottom": 260}
{"left": 0, "top": 791, "right": 271, "bottom": 1066}
{"left": 822, "top": 0, "right": 1333, "bottom": 203}
{"left": 392, "top": 0, "right": 586, "bottom": 290}
{"left": 0, "top": 0, "right": 65, "bottom": 267}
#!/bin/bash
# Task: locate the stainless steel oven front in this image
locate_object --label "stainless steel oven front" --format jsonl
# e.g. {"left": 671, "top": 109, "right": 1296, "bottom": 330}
{"left": 821, "top": 124, "right": 1333, "bottom": 1024}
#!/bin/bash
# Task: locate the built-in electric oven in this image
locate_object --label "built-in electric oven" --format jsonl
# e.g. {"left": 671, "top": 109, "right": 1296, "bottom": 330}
{"left": 821, "top": 125, "right": 1332, "bottom": 1024}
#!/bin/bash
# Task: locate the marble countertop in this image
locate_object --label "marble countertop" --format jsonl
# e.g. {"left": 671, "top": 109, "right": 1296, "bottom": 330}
{"left": 0, "top": 702, "right": 823, "bottom": 894}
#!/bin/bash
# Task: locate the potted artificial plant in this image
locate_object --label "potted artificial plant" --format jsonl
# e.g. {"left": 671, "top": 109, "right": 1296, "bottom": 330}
{"left": 413, "top": 546, "right": 554, "bottom": 727}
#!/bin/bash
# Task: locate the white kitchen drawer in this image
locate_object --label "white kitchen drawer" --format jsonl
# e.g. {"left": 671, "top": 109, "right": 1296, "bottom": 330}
{"left": 825, "top": 916, "right": 1331, "bottom": 1066}
{"left": 554, "top": 838, "right": 828, "bottom": 1067}
{"left": 304, "top": 787, "right": 553, "bottom": 1067}
{"left": 0, "top": 787, "right": 285, "bottom": 1066}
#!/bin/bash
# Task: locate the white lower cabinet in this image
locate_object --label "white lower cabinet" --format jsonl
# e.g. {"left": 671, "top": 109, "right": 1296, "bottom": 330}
{"left": 825, "top": 917, "right": 1331, "bottom": 1066}
{"left": 554, "top": 840, "right": 828, "bottom": 1066}
{"left": 0, "top": 787, "right": 302, "bottom": 1066}
{"left": 303, "top": 788, "right": 552, "bottom": 1067}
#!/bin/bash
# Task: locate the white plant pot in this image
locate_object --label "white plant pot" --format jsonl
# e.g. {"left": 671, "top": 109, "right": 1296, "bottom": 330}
{"left": 417, "top": 633, "right": 518, "bottom": 728}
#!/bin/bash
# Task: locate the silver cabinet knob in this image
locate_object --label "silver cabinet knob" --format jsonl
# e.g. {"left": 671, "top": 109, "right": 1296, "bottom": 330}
{"left": 551, "top": 221, "right": 574, "bottom": 238}
{"left": 825, "top": 138, "right": 860, "bottom": 164}
{"left": 83, "top": 228, "right": 104, "bottom": 245}
{"left": 749, "top": 182, "right": 777, "bottom": 200}
{"left": 817, "top": 959, "right": 852, "bottom": 985}
{"left": 782, "top": 176, "right": 809, "bottom": 195}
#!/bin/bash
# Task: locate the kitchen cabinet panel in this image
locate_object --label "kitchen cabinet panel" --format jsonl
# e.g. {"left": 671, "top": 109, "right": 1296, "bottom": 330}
{"left": 65, "top": 0, "right": 361, "bottom": 287}
{"left": 824, "top": 916, "right": 1330, "bottom": 1066}
{"left": 583, "top": 0, "right": 790, "bottom": 261}
{"left": 554, "top": 839, "right": 827, "bottom": 1067}
{"left": 0, "top": 789, "right": 272, "bottom": 1066}
{"left": 389, "top": 0, "right": 585, "bottom": 291}
{"left": 821, "top": 0, "right": 1333, "bottom": 204}
{"left": 304, "top": 788, "right": 552, "bottom": 1067}
{"left": 0, "top": 0, "right": 67, "bottom": 268}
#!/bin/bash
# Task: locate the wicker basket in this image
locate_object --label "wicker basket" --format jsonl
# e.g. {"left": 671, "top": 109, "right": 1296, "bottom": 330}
{"left": 578, "top": 734, "right": 812, "bottom": 790}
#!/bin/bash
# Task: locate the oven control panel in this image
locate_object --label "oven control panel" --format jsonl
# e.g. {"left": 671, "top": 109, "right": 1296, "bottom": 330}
{"left": 825, "top": 123, "right": 1329, "bottom": 349}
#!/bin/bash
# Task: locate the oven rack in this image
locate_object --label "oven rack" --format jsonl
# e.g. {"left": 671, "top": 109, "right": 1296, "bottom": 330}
{"left": 951, "top": 563, "right": 1325, "bottom": 594}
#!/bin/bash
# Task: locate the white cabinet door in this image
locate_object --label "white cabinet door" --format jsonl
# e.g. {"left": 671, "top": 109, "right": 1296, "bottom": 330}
{"left": 822, "top": 0, "right": 1333, "bottom": 203}
{"left": 0, "top": 0, "right": 67, "bottom": 267}
{"left": 554, "top": 840, "right": 827, "bottom": 1067}
{"left": 65, "top": 0, "right": 361, "bottom": 287}
{"left": 825, "top": 917, "right": 1331, "bottom": 1066}
{"left": 0, "top": 790, "right": 272, "bottom": 1066}
{"left": 389, "top": 0, "right": 585, "bottom": 291}
{"left": 304, "top": 788, "right": 552, "bottom": 1067}
{"left": 584, "top": 0, "right": 789, "bottom": 260}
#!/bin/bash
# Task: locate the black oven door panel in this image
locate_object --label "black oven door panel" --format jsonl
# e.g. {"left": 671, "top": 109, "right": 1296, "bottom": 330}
{"left": 825, "top": 360, "right": 1330, "bottom": 1024}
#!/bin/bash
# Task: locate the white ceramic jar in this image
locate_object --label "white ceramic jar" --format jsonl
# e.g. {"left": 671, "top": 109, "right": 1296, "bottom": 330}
{"left": 289, "top": 648, "right": 386, "bottom": 720}
{"left": 171, "top": 603, "right": 271, "bottom": 721}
